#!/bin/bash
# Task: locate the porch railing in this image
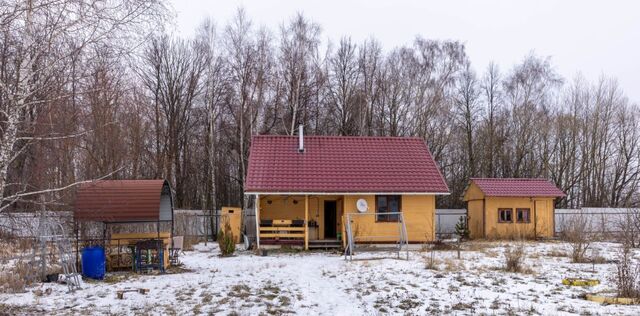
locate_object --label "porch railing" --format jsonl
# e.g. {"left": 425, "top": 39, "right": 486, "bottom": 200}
{"left": 259, "top": 219, "right": 306, "bottom": 240}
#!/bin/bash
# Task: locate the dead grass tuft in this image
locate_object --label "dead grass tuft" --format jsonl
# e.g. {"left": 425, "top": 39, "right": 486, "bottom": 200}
{"left": 424, "top": 256, "right": 441, "bottom": 270}
{"left": 546, "top": 248, "right": 569, "bottom": 258}
{"left": 443, "top": 258, "right": 464, "bottom": 272}
{"left": 465, "top": 242, "right": 493, "bottom": 252}
{"left": 229, "top": 284, "right": 251, "bottom": 298}
{"left": 503, "top": 244, "right": 527, "bottom": 273}
{"left": 0, "top": 259, "right": 40, "bottom": 293}
{"left": 431, "top": 240, "right": 456, "bottom": 251}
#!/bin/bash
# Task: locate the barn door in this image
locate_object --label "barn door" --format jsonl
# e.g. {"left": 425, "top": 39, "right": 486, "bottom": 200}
{"left": 534, "top": 200, "right": 547, "bottom": 238}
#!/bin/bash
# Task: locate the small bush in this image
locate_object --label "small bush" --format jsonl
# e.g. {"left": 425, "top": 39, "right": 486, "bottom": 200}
{"left": 503, "top": 244, "right": 525, "bottom": 273}
{"left": 611, "top": 244, "right": 640, "bottom": 298}
{"left": 561, "top": 216, "right": 594, "bottom": 263}
{"left": 217, "top": 221, "right": 235, "bottom": 257}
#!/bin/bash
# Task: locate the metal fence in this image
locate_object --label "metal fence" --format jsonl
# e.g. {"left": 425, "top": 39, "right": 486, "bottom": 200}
{"left": 4, "top": 207, "right": 635, "bottom": 243}
{"left": 173, "top": 209, "right": 218, "bottom": 241}
{"left": 0, "top": 211, "right": 73, "bottom": 238}
{"left": 435, "top": 209, "right": 467, "bottom": 239}
{"left": 433, "top": 208, "right": 640, "bottom": 239}
{"left": 555, "top": 208, "right": 638, "bottom": 236}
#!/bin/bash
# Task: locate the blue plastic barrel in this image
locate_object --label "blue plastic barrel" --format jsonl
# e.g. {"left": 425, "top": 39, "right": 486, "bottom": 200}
{"left": 81, "top": 246, "right": 106, "bottom": 280}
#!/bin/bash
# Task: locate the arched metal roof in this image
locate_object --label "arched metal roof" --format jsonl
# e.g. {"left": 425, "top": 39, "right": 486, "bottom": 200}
{"left": 74, "top": 180, "right": 173, "bottom": 222}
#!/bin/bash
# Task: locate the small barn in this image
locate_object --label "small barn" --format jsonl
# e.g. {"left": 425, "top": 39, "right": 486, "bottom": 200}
{"left": 462, "top": 178, "right": 565, "bottom": 239}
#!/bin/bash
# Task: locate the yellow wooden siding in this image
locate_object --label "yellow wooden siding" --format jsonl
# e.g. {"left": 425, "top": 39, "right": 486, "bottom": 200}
{"left": 342, "top": 195, "right": 435, "bottom": 243}
{"left": 462, "top": 183, "right": 484, "bottom": 201}
{"left": 261, "top": 194, "right": 435, "bottom": 243}
{"left": 259, "top": 195, "right": 342, "bottom": 240}
{"left": 534, "top": 199, "right": 555, "bottom": 237}
{"left": 481, "top": 196, "right": 555, "bottom": 239}
{"left": 464, "top": 181, "right": 558, "bottom": 239}
{"left": 467, "top": 200, "right": 484, "bottom": 239}
{"left": 220, "top": 207, "right": 242, "bottom": 243}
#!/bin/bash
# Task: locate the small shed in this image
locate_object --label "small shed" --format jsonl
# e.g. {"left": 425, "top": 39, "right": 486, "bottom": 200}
{"left": 462, "top": 178, "right": 565, "bottom": 239}
{"left": 74, "top": 179, "right": 174, "bottom": 270}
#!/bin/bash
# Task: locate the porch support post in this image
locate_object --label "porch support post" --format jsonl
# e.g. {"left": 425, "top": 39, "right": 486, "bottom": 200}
{"left": 342, "top": 198, "right": 347, "bottom": 249}
{"left": 255, "top": 194, "right": 260, "bottom": 249}
{"left": 304, "top": 195, "right": 309, "bottom": 250}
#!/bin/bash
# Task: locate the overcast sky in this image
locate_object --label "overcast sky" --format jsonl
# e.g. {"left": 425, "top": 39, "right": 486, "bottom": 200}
{"left": 169, "top": 0, "right": 640, "bottom": 103}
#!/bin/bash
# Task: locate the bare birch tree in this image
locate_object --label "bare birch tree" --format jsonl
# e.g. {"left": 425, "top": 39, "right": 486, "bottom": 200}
{"left": 0, "top": 0, "right": 166, "bottom": 211}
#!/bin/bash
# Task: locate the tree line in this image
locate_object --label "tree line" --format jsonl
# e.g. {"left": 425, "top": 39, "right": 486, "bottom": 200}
{"left": 1, "top": 2, "right": 638, "bottom": 212}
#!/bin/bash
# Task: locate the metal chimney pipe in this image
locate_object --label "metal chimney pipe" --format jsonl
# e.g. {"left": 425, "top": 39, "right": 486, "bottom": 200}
{"left": 298, "top": 124, "right": 304, "bottom": 153}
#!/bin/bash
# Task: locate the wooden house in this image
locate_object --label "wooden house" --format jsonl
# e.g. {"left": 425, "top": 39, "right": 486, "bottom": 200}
{"left": 462, "top": 178, "right": 565, "bottom": 239}
{"left": 244, "top": 127, "right": 449, "bottom": 250}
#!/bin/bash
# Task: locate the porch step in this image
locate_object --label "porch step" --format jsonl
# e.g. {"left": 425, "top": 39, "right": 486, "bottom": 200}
{"left": 308, "top": 239, "right": 342, "bottom": 249}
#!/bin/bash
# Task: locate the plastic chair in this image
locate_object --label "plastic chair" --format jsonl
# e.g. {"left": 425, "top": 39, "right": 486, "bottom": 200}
{"left": 169, "top": 236, "right": 184, "bottom": 266}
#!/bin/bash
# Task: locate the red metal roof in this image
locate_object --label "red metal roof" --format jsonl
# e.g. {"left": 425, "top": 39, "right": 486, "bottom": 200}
{"left": 245, "top": 135, "right": 449, "bottom": 194}
{"left": 74, "top": 180, "right": 172, "bottom": 222}
{"left": 470, "top": 178, "right": 565, "bottom": 197}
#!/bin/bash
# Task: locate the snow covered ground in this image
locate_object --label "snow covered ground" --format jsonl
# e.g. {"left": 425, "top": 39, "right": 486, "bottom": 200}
{"left": 1, "top": 241, "right": 639, "bottom": 315}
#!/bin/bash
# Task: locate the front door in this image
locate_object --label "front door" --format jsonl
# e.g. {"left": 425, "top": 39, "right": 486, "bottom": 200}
{"left": 324, "top": 201, "right": 337, "bottom": 239}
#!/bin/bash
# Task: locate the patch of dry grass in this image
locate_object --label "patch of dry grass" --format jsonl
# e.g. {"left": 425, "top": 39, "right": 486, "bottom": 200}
{"left": 431, "top": 241, "right": 457, "bottom": 251}
{"left": 465, "top": 242, "right": 494, "bottom": 252}
{"left": 443, "top": 258, "right": 465, "bottom": 272}
{"left": 503, "top": 244, "right": 526, "bottom": 273}
{"left": 546, "top": 248, "right": 569, "bottom": 258}
{"left": 0, "top": 259, "right": 40, "bottom": 293}
{"left": 424, "top": 256, "right": 441, "bottom": 270}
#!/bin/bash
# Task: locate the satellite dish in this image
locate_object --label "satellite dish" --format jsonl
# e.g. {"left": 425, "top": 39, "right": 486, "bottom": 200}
{"left": 356, "top": 199, "right": 368, "bottom": 213}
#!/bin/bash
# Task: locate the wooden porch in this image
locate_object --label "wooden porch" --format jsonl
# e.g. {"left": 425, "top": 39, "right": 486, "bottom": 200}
{"left": 255, "top": 194, "right": 344, "bottom": 250}
{"left": 256, "top": 194, "right": 311, "bottom": 249}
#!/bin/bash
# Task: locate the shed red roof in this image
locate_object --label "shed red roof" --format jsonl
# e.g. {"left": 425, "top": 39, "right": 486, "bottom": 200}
{"left": 470, "top": 178, "right": 565, "bottom": 197}
{"left": 245, "top": 135, "right": 449, "bottom": 194}
{"left": 74, "top": 180, "right": 173, "bottom": 222}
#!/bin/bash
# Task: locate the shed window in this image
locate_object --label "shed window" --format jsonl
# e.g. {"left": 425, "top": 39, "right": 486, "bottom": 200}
{"left": 376, "top": 195, "right": 401, "bottom": 222}
{"left": 516, "top": 208, "right": 530, "bottom": 223}
{"left": 498, "top": 208, "right": 512, "bottom": 223}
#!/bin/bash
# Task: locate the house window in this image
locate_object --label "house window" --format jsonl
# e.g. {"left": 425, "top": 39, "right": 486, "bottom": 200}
{"left": 516, "top": 208, "right": 530, "bottom": 223}
{"left": 376, "top": 195, "right": 401, "bottom": 222}
{"left": 498, "top": 208, "right": 512, "bottom": 223}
